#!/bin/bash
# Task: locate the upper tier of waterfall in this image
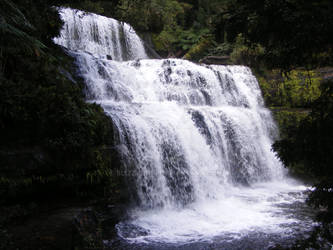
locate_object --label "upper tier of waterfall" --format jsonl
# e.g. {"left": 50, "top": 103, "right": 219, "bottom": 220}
{"left": 54, "top": 7, "right": 148, "bottom": 61}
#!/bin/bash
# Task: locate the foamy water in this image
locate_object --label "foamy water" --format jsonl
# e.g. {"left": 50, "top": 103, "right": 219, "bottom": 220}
{"left": 54, "top": 8, "right": 315, "bottom": 249}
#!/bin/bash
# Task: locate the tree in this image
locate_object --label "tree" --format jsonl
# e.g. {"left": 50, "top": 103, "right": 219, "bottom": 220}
{"left": 222, "top": 0, "right": 333, "bottom": 70}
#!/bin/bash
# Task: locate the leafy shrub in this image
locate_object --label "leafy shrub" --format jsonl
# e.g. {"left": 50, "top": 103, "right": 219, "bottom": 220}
{"left": 259, "top": 70, "right": 321, "bottom": 108}
{"left": 183, "top": 36, "right": 213, "bottom": 61}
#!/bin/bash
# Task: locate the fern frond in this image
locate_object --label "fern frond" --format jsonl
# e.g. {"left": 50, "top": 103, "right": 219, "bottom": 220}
{"left": 0, "top": 0, "right": 35, "bottom": 31}
{"left": 0, "top": 0, "right": 46, "bottom": 56}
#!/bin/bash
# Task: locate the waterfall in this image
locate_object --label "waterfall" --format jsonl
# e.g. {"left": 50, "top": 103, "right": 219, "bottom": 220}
{"left": 73, "top": 55, "right": 286, "bottom": 208}
{"left": 54, "top": 8, "right": 312, "bottom": 246}
{"left": 54, "top": 8, "right": 148, "bottom": 61}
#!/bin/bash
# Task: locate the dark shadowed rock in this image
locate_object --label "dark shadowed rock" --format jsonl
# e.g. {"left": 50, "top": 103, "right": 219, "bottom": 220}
{"left": 72, "top": 208, "right": 103, "bottom": 249}
{"left": 139, "top": 32, "right": 162, "bottom": 59}
{"left": 199, "top": 56, "right": 231, "bottom": 65}
{"left": 72, "top": 204, "right": 128, "bottom": 249}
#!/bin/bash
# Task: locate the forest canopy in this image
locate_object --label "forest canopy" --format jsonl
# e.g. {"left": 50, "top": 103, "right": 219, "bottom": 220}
{"left": 89, "top": 0, "right": 333, "bottom": 70}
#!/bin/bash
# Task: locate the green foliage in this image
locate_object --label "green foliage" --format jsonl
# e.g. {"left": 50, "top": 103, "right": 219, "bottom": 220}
{"left": 152, "top": 26, "right": 213, "bottom": 56}
{"left": 67, "top": 0, "right": 105, "bottom": 14}
{"left": 109, "top": 0, "right": 228, "bottom": 58}
{"left": 271, "top": 109, "right": 309, "bottom": 178}
{"left": 0, "top": 0, "right": 46, "bottom": 71}
{"left": 115, "top": 0, "right": 184, "bottom": 32}
{"left": 272, "top": 110, "right": 308, "bottom": 138}
{"left": 152, "top": 27, "right": 181, "bottom": 53}
{"left": 178, "top": 28, "right": 211, "bottom": 50}
{"left": 55, "top": 0, "right": 333, "bottom": 67}
{"left": 223, "top": 0, "right": 333, "bottom": 70}
{"left": 273, "top": 79, "right": 333, "bottom": 223}
{"left": 229, "top": 34, "right": 265, "bottom": 67}
{"left": 259, "top": 70, "right": 321, "bottom": 108}
{"left": 183, "top": 36, "right": 213, "bottom": 61}
{"left": 208, "top": 42, "right": 234, "bottom": 56}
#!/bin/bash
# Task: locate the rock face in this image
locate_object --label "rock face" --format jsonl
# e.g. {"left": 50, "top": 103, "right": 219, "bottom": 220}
{"left": 140, "top": 32, "right": 162, "bottom": 59}
{"left": 199, "top": 56, "right": 231, "bottom": 65}
{"left": 72, "top": 205, "right": 128, "bottom": 249}
{"left": 72, "top": 209, "right": 103, "bottom": 249}
{"left": 3, "top": 204, "right": 127, "bottom": 250}
{"left": 7, "top": 206, "right": 84, "bottom": 250}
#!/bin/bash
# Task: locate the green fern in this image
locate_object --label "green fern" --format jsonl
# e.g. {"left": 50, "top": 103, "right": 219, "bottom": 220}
{"left": 0, "top": 0, "right": 46, "bottom": 59}
{"left": 0, "top": 0, "right": 35, "bottom": 31}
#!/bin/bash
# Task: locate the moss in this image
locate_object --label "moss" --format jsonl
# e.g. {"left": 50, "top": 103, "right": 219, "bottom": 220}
{"left": 258, "top": 69, "right": 322, "bottom": 108}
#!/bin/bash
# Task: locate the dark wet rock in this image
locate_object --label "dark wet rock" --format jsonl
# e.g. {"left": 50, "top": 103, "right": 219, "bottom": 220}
{"left": 199, "top": 56, "right": 231, "bottom": 65}
{"left": 139, "top": 32, "right": 161, "bottom": 59}
{"left": 6, "top": 206, "right": 84, "bottom": 250}
{"left": 72, "top": 208, "right": 103, "bottom": 249}
{"left": 72, "top": 204, "right": 128, "bottom": 249}
{"left": 0, "top": 148, "right": 51, "bottom": 173}
{"left": 106, "top": 54, "right": 112, "bottom": 60}
{"left": 0, "top": 201, "right": 127, "bottom": 250}
{"left": 131, "top": 60, "right": 141, "bottom": 68}
{"left": 190, "top": 110, "right": 212, "bottom": 145}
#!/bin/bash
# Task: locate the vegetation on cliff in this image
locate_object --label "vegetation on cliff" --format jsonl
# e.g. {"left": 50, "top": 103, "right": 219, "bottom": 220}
{"left": 0, "top": 0, "right": 125, "bottom": 234}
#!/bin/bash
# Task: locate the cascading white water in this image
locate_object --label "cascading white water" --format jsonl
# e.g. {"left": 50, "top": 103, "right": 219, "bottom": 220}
{"left": 74, "top": 55, "right": 287, "bottom": 208}
{"left": 54, "top": 8, "right": 148, "bottom": 61}
{"left": 54, "top": 8, "right": 314, "bottom": 247}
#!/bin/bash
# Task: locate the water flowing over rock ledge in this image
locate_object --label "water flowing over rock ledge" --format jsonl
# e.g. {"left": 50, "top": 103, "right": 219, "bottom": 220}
{"left": 51, "top": 7, "right": 317, "bottom": 249}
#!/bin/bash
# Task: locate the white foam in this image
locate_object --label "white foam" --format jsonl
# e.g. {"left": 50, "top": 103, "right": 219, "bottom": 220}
{"left": 54, "top": 8, "right": 313, "bottom": 245}
{"left": 117, "top": 181, "right": 311, "bottom": 243}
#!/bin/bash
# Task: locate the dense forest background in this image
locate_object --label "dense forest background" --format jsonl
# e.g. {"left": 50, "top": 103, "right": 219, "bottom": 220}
{"left": 1, "top": 0, "right": 332, "bottom": 248}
